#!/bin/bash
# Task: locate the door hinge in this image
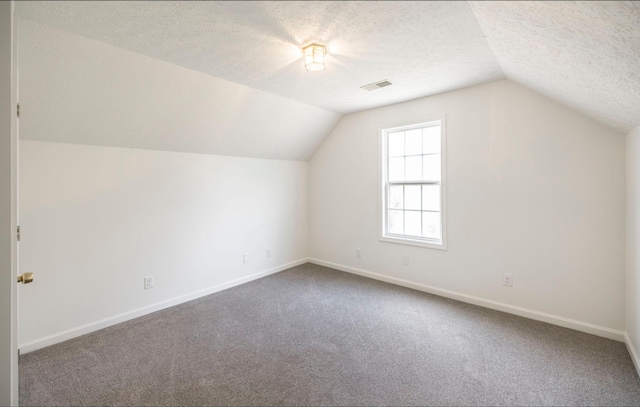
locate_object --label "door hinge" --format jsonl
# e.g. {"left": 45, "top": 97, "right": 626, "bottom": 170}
{"left": 17, "top": 226, "right": 20, "bottom": 242}
{"left": 17, "top": 103, "right": 19, "bottom": 118}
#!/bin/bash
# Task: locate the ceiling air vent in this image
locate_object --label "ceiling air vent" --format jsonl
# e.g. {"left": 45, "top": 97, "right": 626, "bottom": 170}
{"left": 361, "top": 80, "right": 393, "bottom": 92}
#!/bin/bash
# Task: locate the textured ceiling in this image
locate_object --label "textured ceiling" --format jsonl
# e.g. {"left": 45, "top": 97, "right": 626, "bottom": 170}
{"left": 14, "top": 1, "right": 504, "bottom": 115}
{"left": 14, "top": 1, "right": 640, "bottom": 134}
{"left": 18, "top": 19, "right": 341, "bottom": 161}
{"left": 470, "top": 1, "right": 640, "bottom": 133}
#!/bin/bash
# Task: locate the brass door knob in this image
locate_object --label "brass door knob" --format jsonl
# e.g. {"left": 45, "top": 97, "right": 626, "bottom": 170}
{"left": 17, "top": 272, "right": 34, "bottom": 284}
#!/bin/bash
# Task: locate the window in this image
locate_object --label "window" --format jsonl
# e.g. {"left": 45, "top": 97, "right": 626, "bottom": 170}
{"left": 380, "top": 119, "right": 446, "bottom": 249}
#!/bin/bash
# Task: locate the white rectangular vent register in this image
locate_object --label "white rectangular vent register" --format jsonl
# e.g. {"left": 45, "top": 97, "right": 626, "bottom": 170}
{"left": 361, "top": 80, "right": 393, "bottom": 91}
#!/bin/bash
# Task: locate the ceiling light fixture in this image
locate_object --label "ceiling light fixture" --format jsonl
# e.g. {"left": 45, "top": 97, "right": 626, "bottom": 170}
{"left": 303, "top": 44, "right": 326, "bottom": 72}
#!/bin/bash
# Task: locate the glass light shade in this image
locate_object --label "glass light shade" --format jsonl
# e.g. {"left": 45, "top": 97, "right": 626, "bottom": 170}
{"left": 303, "top": 44, "right": 326, "bottom": 72}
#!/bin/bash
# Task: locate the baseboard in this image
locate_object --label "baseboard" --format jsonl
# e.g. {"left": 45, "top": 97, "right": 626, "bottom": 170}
{"left": 21, "top": 257, "right": 626, "bottom": 354}
{"left": 19, "top": 258, "right": 308, "bottom": 354}
{"left": 308, "top": 258, "right": 625, "bottom": 342}
{"left": 625, "top": 333, "right": 640, "bottom": 377}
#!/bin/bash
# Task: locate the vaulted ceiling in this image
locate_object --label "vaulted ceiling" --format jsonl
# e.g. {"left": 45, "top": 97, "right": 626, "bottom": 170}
{"left": 15, "top": 1, "right": 640, "bottom": 135}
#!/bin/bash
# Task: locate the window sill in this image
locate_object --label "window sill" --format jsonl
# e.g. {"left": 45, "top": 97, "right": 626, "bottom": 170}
{"left": 379, "top": 235, "right": 448, "bottom": 251}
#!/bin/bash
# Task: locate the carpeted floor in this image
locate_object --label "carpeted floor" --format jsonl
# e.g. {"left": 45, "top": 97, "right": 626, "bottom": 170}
{"left": 19, "top": 263, "right": 640, "bottom": 406}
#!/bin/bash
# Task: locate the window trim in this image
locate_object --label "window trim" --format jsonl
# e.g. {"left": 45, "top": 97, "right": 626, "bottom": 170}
{"left": 378, "top": 117, "right": 448, "bottom": 250}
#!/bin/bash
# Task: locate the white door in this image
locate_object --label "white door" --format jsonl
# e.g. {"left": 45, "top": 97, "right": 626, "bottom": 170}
{"left": 0, "top": 1, "right": 19, "bottom": 406}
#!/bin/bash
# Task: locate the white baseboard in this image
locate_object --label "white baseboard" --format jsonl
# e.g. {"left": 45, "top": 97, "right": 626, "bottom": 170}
{"left": 21, "top": 257, "right": 627, "bottom": 354}
{"left": 309, "top": 258, "right": 625, "bottom": 342}
{"left": 19, "top": 258, "right": 308, "bottom": 354}
{"left": 625, "top": 333, "right": 640, "bottom": 376}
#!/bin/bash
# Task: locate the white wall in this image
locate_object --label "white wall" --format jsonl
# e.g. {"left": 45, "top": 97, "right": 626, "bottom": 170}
{"left": 0, "top": 1, "right": 18, "bottom": 405}
{"left": 626, "top": 125, "right": 640, "bottom": 369}
{"left": 16, "top": 16, "right": 318, "bottom": 352}
{"left": 19, "top": 141, "right": 308, "bottom": 350}
{"left": 310, "top": 79, "right": 626, "bottom": 338}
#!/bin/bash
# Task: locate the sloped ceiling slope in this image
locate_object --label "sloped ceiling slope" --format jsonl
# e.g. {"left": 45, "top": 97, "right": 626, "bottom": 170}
{"left": 470, "top": 1, "right": 640, "bottom": 133}
{"left": 14, "top": 0, "right": 640, "bottom": 149}
{"left": 18, "top": 19, "right": 341, "bottom": 161}
{"left": 15, "top": 1, "right": 504, "bottom": 115}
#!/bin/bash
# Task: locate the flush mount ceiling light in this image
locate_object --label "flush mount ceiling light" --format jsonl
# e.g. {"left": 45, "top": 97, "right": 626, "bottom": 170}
{"left": 303, "top": 44, "right": 326, "bottom": 72}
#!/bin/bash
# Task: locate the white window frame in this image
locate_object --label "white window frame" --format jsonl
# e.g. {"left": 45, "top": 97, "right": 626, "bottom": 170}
{"left": 379, "top": 117, "right": 447, "bottom": 250}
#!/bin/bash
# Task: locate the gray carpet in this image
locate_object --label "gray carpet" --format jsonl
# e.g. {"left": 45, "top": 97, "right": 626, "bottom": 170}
{"left": 19, "top": 263, "right": 640, "bottom": 406}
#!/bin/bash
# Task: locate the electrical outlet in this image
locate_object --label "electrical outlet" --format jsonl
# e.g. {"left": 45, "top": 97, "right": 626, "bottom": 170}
{"left": 144, "top": 276, "right": 154, "bottom": 290}
{"left": 243, "top": 253, "right": 250, "bottom": 264}
{"left": 402, "top": 255, "right": 410, "bottom": 266}
{"left": 502, "top": 273, "right": 513, "bottom": 287}
{"left": 266, "top": 249, "right": 272, "bottom": 258}
{"left": 356, "top": 248, "right": 362, "bottom": 258}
